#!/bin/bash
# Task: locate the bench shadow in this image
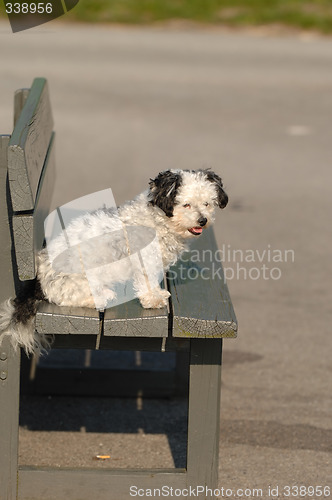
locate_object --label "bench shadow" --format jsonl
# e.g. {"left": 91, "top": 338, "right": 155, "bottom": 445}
{"left": 19, "top": 350, "right": 188, "bottom": 469}
{"left": 19, "top": 347, "right": 266, "bottom": 468}
{"left": 19, "top": 394, "right": 188, "bottom": 469}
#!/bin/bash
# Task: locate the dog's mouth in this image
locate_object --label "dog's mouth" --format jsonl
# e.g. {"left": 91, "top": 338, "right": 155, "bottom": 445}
{"left": 188, "top": 226, "right": 203, "bottom": 236}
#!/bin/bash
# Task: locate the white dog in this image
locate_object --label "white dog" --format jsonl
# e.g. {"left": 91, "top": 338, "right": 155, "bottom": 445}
{"left": 0, "top": 169, "right": 228, "bottom": 354}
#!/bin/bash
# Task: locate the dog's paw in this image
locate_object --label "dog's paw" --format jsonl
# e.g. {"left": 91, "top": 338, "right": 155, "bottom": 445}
{"left": 103, "top": 289, "right": 117, "bottom": 302}
{"left": 139, "top": 289, "right": 170, "bottom": 309}
{"left": 94, "top": 288, "right": 117, "bottom": 310}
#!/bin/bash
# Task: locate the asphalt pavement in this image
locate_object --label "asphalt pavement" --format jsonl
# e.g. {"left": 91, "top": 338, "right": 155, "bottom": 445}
{"left": 0, "top": 19, "right": 331, "bottom": 499}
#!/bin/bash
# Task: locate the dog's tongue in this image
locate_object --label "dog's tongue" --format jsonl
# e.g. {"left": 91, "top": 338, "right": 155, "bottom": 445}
{"left": 188, "top": 227, "right": 203, "bottom": 235}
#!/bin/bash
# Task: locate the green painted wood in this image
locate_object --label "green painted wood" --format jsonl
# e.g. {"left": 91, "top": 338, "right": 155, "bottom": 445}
{"left": 8, "top": 78, "right": 53, "bottom": 212}
{"left": 50, "top": 335, "right": 101, "bottom": 350}
{"left": 168, "top": 227, "right": 238, "bottom": 338}
{"left": 12, "top": 132, "right": 56, "bottom": 280}
{"left": 18, "top": 467, "right": 187, "bottom": 500}
{"left": 11, "top": 214, "right": 34, "bottom": 281}
{"left": 50, "top": 335, "right": 189, "bottom": 352}
{"left": 99, "top": 336, "right": 189, "bottom": 352}
{"left": 186, "top": 339, "right": 222, "bottom": 497}
{"left": 103, "top": 298, "right": 169, "bottom": 337}
{"left": 0, "top": 136, "right": 15, "bottom": 302}
{"left": 0, "top": 339, "right": 20, "bottom": 500}
{"left": 0, "top": 135, "right": 20, "bottom": 500}
{"left": 36, "top": 301, "right": 101, "bottom": 336}
{"left": 13, "top": 88, "right": 29, "bottom": 126}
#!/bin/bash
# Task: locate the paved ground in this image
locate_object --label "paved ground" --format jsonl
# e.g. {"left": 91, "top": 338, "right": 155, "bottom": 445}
{"left": 0, "top": 19, "right": 331, "bottom": 499}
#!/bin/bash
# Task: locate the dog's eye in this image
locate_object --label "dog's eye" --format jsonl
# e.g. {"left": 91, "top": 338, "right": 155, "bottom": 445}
{"left": 183, "top": 203, "right": 191, "bottom": 208}
{"left": 204, "top": 202, "right": 209, "bottom": 207}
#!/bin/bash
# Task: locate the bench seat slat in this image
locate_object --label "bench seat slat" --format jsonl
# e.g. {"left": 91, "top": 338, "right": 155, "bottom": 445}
{"left": 35, "top": 230, "right": 236, "bottom": 339}
{"left": 103, "top": 299, "right": 169, "bottom": 337}
{"left": 36, "top": 302, "right": 101, "bottom": 336}
{"left": 168, "top": 227, "right": 238, "bottom": 338}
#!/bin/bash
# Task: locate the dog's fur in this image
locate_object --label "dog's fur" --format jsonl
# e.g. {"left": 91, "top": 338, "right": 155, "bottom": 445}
{"left": 0, "top": 169, "right": 228, "bottom": 354}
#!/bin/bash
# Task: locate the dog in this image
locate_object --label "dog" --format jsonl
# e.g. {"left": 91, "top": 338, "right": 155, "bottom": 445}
{"left": 0, "top": 169, "right": 228, "bottom": 354}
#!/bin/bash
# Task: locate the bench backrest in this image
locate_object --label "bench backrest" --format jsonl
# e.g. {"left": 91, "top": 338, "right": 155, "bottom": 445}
{"left": 6, "top": 78, "right": 56, "bottom": 281}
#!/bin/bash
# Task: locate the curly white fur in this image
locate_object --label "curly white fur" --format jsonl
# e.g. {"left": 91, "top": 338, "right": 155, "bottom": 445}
{"left": 0, "top": 169, "right": 228, "bottom": 354}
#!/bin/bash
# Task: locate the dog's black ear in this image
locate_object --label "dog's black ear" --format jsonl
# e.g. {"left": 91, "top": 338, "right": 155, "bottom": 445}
{"left": 205, "top": 170, "right": 228, "bottom": 208}
{"left": 149, "top": 170, "right": 182, "bottom": 217}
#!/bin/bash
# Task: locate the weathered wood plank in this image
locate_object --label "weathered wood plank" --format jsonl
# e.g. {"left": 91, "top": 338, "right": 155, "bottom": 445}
{"left": 18, "top": 467, "right": 186, "bottom": 500}
{"left": 12, "top": 132, "right": 56, "bottom": 280}
{"left": 11, "top": 214, "right": 34, "bottom": 281}
{"left": 13, "top": 88, "right": 29, "bottom": 126}
{"left": 0, "top": 136, "right": 20, "bottom": 500}
{"left": 8, "top": 78, "right": 53, "bottom": 212}
{"left": 0, "top": 135, "right": 15, "bottom": 301}
{"left": 168, "top": 227, "right": 238, "bottom": 338}
{"left": 36, "top": 302, "right": 101, "bottom": 336}
{"left": 104, "top": 298, "right": 169, "bottom": 337}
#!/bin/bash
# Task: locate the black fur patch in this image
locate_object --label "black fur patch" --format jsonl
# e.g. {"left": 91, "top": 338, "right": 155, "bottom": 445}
{"left": 148, "top": 170, "right": 182, "bottom": 217}
{"left": 205, "top": 170, "right": 228, "bottom": 208}
{"left": 13, "top": 278, "right": 45, "bottom": 325}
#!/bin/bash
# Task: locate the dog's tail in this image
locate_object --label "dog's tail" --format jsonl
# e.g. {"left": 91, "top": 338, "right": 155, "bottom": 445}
{"left": 0, "top": 280, "right": 49, "bottom": 355}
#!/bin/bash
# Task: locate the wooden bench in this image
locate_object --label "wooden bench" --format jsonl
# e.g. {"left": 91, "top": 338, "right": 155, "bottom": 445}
{"left": 0, "top": 78, "right": 237, "bottom": 500}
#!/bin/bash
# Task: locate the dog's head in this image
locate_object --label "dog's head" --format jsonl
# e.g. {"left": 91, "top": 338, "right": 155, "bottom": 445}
{"left": 149, "top": 169, "right": 228, "bottom": 238}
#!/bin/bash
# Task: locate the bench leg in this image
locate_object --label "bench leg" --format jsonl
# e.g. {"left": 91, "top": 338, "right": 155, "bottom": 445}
{"left": 186, "top": 339, "right": 222, "bottom": 499}
{"left": 0, "top": 338, "right": 20, "bottom": 500}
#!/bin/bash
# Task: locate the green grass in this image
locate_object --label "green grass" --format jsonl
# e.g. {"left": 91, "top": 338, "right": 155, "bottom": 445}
{"left": 2, "top": 0, "right": 332, "bottom": 33}
{"left": 63, "top": 0, "right": 332, "bottom": 33}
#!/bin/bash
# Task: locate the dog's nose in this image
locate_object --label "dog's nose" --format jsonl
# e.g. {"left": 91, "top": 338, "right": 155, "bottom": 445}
{"left": 198, "top": 216, "right": 208, "bottom": 227}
